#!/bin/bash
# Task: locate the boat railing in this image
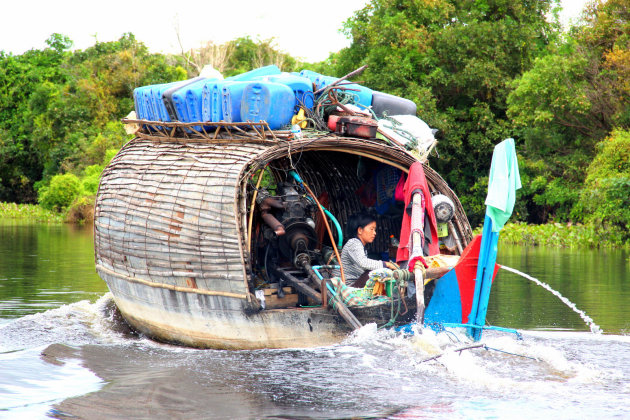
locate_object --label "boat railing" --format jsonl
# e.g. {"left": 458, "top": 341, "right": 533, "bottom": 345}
{"left": 121, "top": 118, "right": 290, "bottom": 142}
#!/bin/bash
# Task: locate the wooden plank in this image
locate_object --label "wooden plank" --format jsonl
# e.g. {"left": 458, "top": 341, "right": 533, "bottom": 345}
{"left": 264, "top": 293, "right": 299, "bottom": 309}
{"left": 263, "top": 286, "right": 293, "bottom": 296}
{"left": 276, "top": 270, "right": 322, "bottom": 303}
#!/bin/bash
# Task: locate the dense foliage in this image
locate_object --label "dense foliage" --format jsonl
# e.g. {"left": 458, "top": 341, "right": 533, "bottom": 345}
{"left": 507, "top": 0, "right": 629, "bottom": 225}
{"left": 318, "top": 0, "right": 561, "bottom": 225}
{"left": 312, "top": 0, "right": 628, "bottom": 244}
{"left": 0, "top": 1, "right": 627, "bottom": 246}
{"left": 0, "top": 201, "right": 63, "bottom": 223}
{"left": 0, "top": 33, "right": 185, "bottom": 204}
{"left": 0, "top": 33, "right": 300, "bottom": 220}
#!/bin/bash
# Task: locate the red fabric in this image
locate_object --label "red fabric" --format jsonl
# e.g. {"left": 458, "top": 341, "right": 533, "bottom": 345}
{"left": 356, "top": 180, "right": 377, "bottom": 207}
{"left": 454, "top": 235, "right": 500, "bottom": 324}
{"left": 396, "top": 161, "right": 440, "bottom": 263}
{"left": 394, "top": 172, "right": 406, "bottom": 202}
{"left": 408, "top": 255, "right": 429, "bottom": 272}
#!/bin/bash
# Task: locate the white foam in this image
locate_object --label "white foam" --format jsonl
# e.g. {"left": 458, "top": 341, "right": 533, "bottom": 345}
{"left": 0, "top": 293, "right": 133, "bottom": 352}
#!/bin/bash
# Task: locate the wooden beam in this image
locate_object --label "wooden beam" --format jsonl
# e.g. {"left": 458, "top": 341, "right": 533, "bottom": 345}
{"left": 276, "top": 270, "right": 322, "bottom": 303}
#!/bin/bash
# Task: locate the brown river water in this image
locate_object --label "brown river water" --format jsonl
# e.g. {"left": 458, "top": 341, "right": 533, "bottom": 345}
{"left": 1, "top": 223, "right": 629, "bottom": 419}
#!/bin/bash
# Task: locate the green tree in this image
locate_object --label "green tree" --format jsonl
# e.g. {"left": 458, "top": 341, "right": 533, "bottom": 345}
{"left": 0, "top": 33, "right": 185, "bottom": 203}
{"left": 327, "top": 0, "right": 559, "bottom": 225}
{"left": 507, "top": 0, "right": 629, "bottom": 223}
{"left": 223, "top": 36, "right": 300, "bottom": 76}
{"left": 0, "top": 34, "right": 70, "bottom": 202}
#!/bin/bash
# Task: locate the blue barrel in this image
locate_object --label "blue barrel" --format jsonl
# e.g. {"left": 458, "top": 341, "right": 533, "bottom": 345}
{"left": 241, "top": 82, "right": 296, "bottom": 129}
{"left": 299, "top": 69, "right": 322, "bottom": 84}
{"left": 169, "top": 87, "right": 190, "bottom": 122}
{"left": 150, "top": 82, "right": 182, "bottom": 121}
{"left": 201, "top": 80, "right": 218, "bottom": 122}
{"left": 142, "top": 88, "right": 156, "bottom": 120}
{"left": 209, "top": 81, "right": 228, "bottom": 122}
{"left": 170, "top": 79, "right": 209, "bottom": 123}
{"left": 227, "top": 65, "right": 281, "bottom": 82}
{"left": 265, "top": 74, "right": 314, "bottom": 110}
{"left": 221, "top": 81, "right": 250, "bottom": 122}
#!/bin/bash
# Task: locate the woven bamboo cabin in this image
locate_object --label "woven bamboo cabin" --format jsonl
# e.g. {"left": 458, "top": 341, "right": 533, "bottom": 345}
{"left": 94, "top": 120, "right": 473, "bottom": 349}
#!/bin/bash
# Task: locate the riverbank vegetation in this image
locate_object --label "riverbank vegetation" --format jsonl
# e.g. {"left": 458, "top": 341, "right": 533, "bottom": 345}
{"left": 499, "top": 222, "right": 628, "bottom": 249}
{"left": 0, "top": 0, "right": 627, "bottom": 247}
{"left": 0, "top": 202, "right": 63, "bottom": 223}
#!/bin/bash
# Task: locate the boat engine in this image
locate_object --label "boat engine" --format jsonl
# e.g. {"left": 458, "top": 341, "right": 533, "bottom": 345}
{"left": 257, "top": 182, "right": 320, "bottom": 283}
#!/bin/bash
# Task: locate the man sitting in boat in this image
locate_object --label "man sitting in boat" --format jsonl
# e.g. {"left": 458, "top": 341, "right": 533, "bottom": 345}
{"left": 333, "top": 212, "right": 397, "bottom": 287}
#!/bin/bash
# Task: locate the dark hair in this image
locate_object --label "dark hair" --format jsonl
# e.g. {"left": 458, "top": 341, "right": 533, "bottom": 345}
{"left": 346, "top": 212, "right": 377, "bottom": 241}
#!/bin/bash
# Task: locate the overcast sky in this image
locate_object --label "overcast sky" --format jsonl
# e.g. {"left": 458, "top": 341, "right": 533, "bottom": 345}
{"left": 2, "top": 0, "right": 590, "bottom": 63}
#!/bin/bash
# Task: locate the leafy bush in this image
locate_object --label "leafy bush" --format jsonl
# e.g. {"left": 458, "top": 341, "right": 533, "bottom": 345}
{"left": 103, "top": 148, "right": 119, "bottom": 165}
{"left": 66, "top": 195, "right": 95, "bottom": 224}
{"left": 0, "top": 202, "right": 63, "bottom": 223}
{"left": 38, "top": 173, "right": 81, "bottom": 211}
{"left": 80, "top": 164, "right": 104, "bottom": 195}
{"left": 575, "top": 129, "right": 630, "bottom": 242}
{"left": 498, "top": 222, "right": 627, "bottom": 248}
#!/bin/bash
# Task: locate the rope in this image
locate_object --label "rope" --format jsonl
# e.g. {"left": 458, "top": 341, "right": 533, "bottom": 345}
{"left": 417, "top": 343, "right": 539, "bottom": 364}
{"left": 377, "top": 271, "right": 406, "bottom": 329}
{"left": 482, "top": 345, "right": 540, "bottom": 361}
{"left": 314, "top": 86, "right": 366, "bottom": 120}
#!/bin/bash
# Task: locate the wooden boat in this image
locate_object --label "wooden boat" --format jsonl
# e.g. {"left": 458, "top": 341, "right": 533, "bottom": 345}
{"left": 94, "top": 120, "right": 479, "bottom": 349}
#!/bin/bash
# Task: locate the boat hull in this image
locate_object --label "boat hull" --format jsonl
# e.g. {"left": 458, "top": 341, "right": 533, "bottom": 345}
{"left": 100, "top": 268, "right": 352, "bottom": 349}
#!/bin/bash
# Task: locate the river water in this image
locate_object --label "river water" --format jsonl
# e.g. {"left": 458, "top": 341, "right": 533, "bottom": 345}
{"left": 1, "top": 223, "right": 629, "bottom": 419}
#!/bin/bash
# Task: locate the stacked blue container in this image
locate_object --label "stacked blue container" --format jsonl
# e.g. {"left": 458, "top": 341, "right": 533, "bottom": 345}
{"left": 185, "top": 78, "right": 220, "bottom": 130}
{"left": 264, "top": 74, "right": 314, "bottom": 110}
{"left": 133, "top": 66, "right": 414, "bottom": 131}
{"left": 221, "top": 82, "right": 250, "bottom": 122}
{"left": 241, "top": 82, "right": 296, "bottom": 129}
{"left": 298, "top": 70, "right": 321, "bottom": 84}
{"left": 150, "top": 82, "right": 183, "bottom": 122}
{"left": 167, "top": 78, "right": 207, "bottom": 124}
{"left": 226, "top": 65, "right": 281, "bottom": 81}
{"left": 133, "top": 87, "right": 149, "bottom": 120}
{"left": 162, "top": 76, "right": 206, "bottom": 122}
{"left": 208, "top": 81, "right": 228, "bottom": 122}
{"left": 201, "top": 80, "right": 217, "bottom": 122}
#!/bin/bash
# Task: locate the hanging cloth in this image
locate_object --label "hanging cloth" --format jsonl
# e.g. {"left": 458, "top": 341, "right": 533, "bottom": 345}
{"left": 485, "top": 138, "right": 522, "bottom": 232}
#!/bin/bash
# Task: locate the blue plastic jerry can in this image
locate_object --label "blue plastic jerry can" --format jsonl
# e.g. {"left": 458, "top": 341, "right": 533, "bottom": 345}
{"left": 241, "top": 82, "right": 296, "bottom": 129}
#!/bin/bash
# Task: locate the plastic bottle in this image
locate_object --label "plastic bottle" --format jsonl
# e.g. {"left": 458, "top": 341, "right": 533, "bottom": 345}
{"left": 290, "top": 124, "right": 302, "bottom": 139}
{"left": 389, "top": 235, "right": 400, "bottom": 260}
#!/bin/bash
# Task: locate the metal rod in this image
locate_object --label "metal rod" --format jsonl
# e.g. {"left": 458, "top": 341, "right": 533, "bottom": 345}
{"left": 448, "top": 220, "right": 464, "bottom": 254}
{"left": 411, "top": 193, "right": 426, "bottom": 325}
{"left": 313, "top": 64, "right": 368, "bottom": 96}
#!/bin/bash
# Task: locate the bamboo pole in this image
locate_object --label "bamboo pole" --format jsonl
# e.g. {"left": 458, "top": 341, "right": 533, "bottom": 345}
{"left": 97, "top": 264, "right": 248, "bottom": 299}
{"left": 246, "top": 166, "right": 267, "bottom": 255}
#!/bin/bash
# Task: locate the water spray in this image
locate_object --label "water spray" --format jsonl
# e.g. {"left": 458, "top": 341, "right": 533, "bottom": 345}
{"left": 501, "top": 265, "right": 603, "bottom": 334}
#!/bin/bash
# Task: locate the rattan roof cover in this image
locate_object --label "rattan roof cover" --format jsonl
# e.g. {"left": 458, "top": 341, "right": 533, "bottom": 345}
{"left": 94, "top": 131, "right": 470, "bottom": 299}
